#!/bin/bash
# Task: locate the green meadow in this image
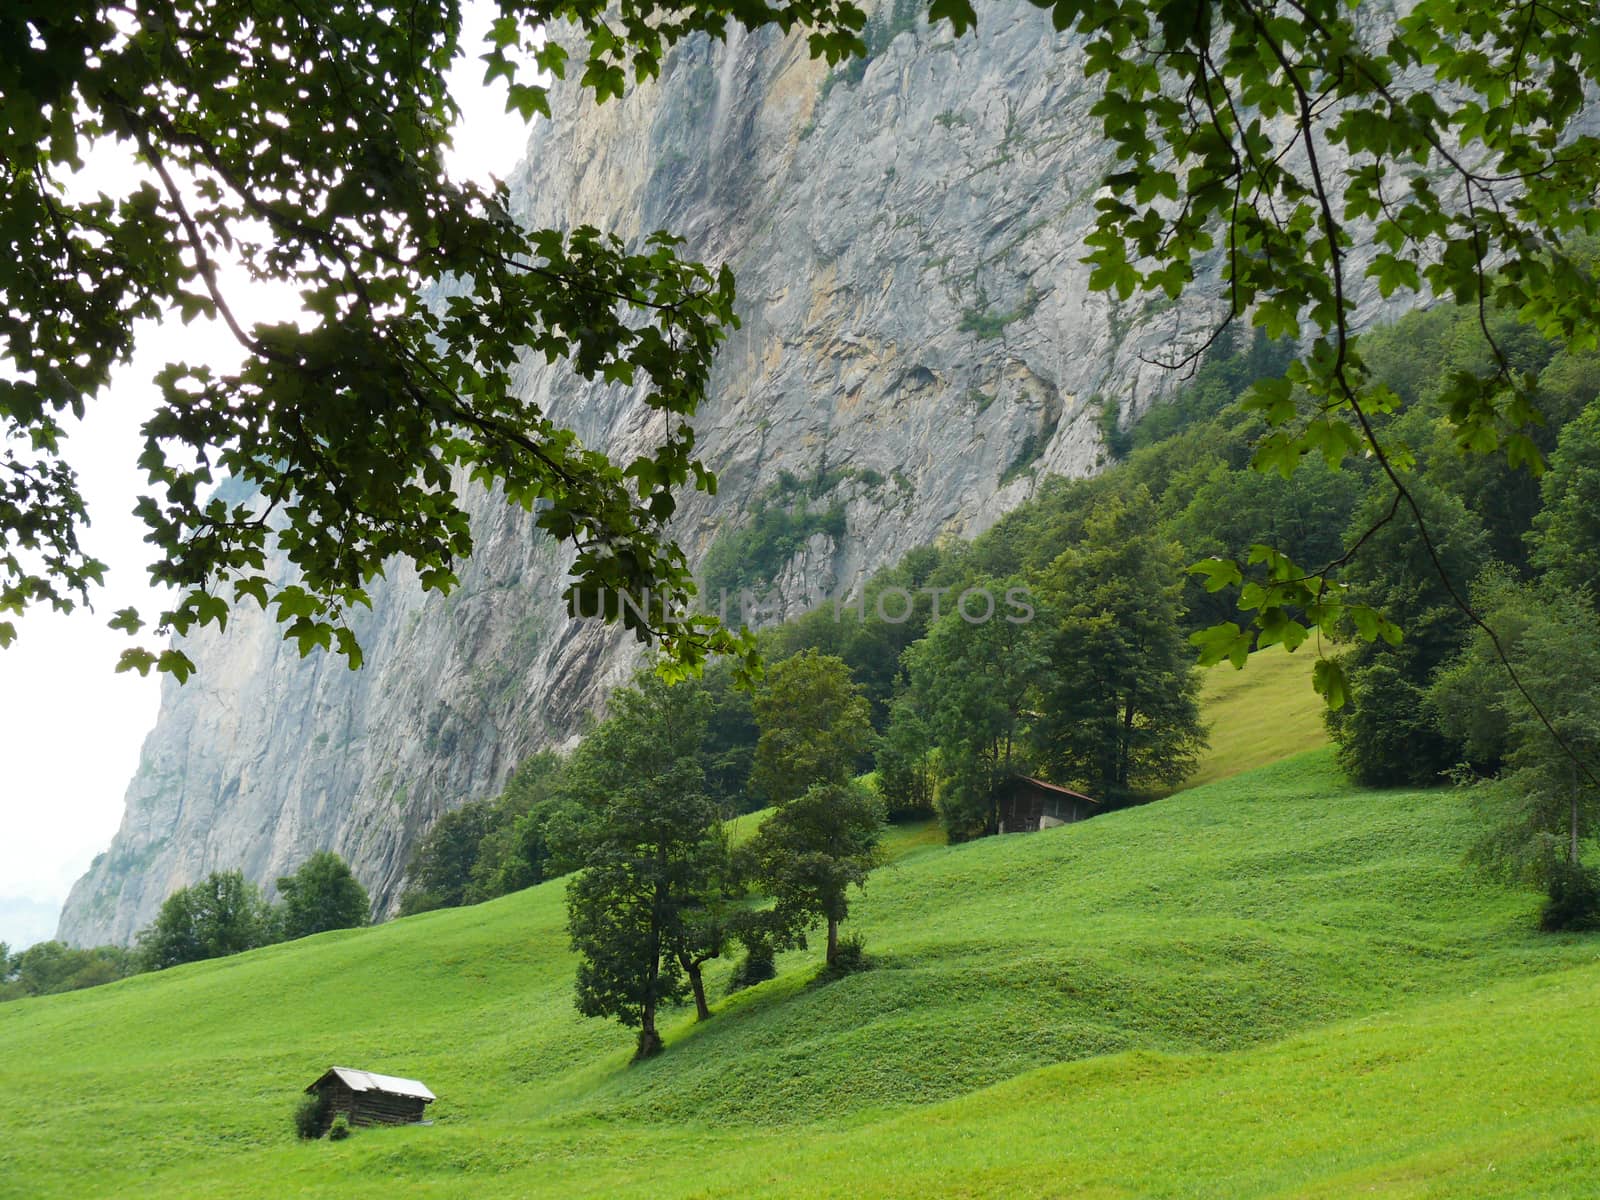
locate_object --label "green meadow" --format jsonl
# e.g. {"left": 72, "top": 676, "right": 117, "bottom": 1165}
{"left": 4, "top": 657, "right": 1595, "bottom": 1198}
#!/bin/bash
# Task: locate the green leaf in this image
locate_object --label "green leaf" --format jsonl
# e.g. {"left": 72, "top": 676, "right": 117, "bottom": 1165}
{"left": 1312, "top": 657, "right": 1349, "bottom": 710}
{"left": 927, "top": 0, "right": 979, "bottom": 37}
{"left": 1190, "top": 621, "right": 1253, "bottom": 669}
{"left": 1187, "top": 557, "right": 1243, "bottom": 593}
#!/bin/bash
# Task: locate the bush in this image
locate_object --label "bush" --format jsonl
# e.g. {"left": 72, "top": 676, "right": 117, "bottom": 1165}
{"left": 293, "top": 1092, "right": 329, "bottom": 1140}
{"left": 327, "top": 1116, "right": 352, "bottom": 1141}
{"left": 1540, "top": 861, "right": 1600, "bottom": 932}
{"left": 816, "top": 933, "right": 871, "bottom": 982}
{"left": 727, "top": 942, "right": 776, "bottom": 994}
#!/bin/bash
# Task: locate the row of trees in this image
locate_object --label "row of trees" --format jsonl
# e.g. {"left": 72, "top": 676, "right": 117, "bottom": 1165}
{"left": 887, "top": 492, "right": 1207, "bottom": 839}
{"left": 2, "top": 851, "right": 371, "bottom": 1001}
{"left": 396, "top": 329, "right": 1334, "bottom": 907}
{"left": 0, "top": 940, "right": 137, "bottom": 1001}
{"left": 135, "top": 852, "right": 370, "bottom": 972}
{"left": 389, "top": 300, "right": 1600, "bottom": 1054}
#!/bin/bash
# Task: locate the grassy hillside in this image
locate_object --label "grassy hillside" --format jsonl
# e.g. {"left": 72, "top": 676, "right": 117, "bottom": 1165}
{"left": 5, "top": 750, "right": 1598, "bottom": 1197}
{"left": 1183, "top": 649, "right": 1330, "bottom": 790}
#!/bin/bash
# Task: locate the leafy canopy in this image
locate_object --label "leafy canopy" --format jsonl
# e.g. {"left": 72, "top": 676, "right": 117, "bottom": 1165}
{"left": 562, "top": 671, "right": 733, "bottom": 1057}
{"left": 276, "top": 851, "right": 371, "bottom": 940}
{"left": 11, "top": 0, "right": 1600, "bottom": 728}
{"left": 5, "top": 0, "right": 870, "bottom": 677}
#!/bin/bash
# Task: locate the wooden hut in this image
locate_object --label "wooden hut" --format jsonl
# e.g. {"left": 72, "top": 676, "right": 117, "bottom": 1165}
{"left": 305, "top": 1066, "right": 436, "bottom": 1129}
{"left": 996, "top": 776, "right": 1100, "bottom": 833}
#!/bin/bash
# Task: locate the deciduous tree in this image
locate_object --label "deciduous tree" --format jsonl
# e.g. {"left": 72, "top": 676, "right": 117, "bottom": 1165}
{"left": 276, "top": 851, "right": 371, "bottom": 940}
{"left": 904, "top": 578, "right": 1046, "bottom": 840}
{"left": 740, "top": 781, "right": 883, "bottom": 968}
{"left": 563, "top": 672, "right": 732, "bottom": 1057}
{"left": 750, "top": 650, "right": 874, "bottom": 805}
{"left": 1032, "top": 490, "right": 1207, "bottom": 802}
{"left": 136, "top": 870, "right": 275, "bottom": 970}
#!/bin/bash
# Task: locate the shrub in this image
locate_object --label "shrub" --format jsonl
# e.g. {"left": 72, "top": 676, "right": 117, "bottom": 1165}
{"left": 727, "top": 942, "right": 776, "bottom": 994}
{"left": 816, "top": 933, "right": 871, "bottom": 982}
{"left": 293, "top": 1092, "right": 329, "bottom": 1140}
{"left": 327, "top": 1116, "right": 352, "bottom": 1141}
{"left": 1540, "top": 862, "right": 1600, "bottom": 932}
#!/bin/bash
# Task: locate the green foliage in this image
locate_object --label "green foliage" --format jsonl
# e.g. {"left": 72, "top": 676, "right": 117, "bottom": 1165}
{"left": 136, "top": 871, "right": 277, "bottom": 971}
{"left": 700, "top": 475, "right": 849, "bottom": 609}
{"left": 1031, "top": 488, "right": 1207, "bottom": 802}
{"left": 904, "top": 579, "right": 1046, "bottom": 840}
{"left": 292, "top": 1093, "right": 329, "bottom": 1141}
{"left": 750, "top": 651, "right": 875, "bottom": 806}
{"left": 0, "top": 941, "right": 138, "bottom": 1002}
{"left": 815, "top": 0, "right": 921, "bottom": 102}
{"left": 997, "top": 414, "right": 1058, "bottom": 487}
{"left": 1024, "top": 0, "right": 1600, "bottom": 672}
{"left": 9, "top": 0, "right": 888, "bottom": 681}
{"left": 761, "top": 542, "right": 950, "bottom": 730}
{"left": 563, "top": 671, "right": 734, "bottom": 1056}
{"left": 874, "top": 697, "right": 937, "bottom": 820}
{"left": 1443, "top": 582, "right": 1600, "bottom": 887}
{"left": 276, "top": 852, "right": 370, "bottom": 941}
{"left": 1539, "top": 862, "right": 1600, "bottom": 932}
{"left": 399, "top": 804, "right": 496, "bottom": 917}
{"left": 739, "top": 781, "right": 885, "bottom": 967}
{"left": 1529, "top": 399, "right": 1600, "bottom": 597}
{"left": 958, "top": 286, "right": 1041, "bottom": 342}
{"left": 1131, "top": 328, "right": 1295, "bottom": 450}
{"left": 1322, "top": 479, "right": 1491, "bottom": 784}
{"left": 813, "top": 931, "right": 870, "bottom": 982}
{"left": 725, "top": 941, "right": 776, "bottom": 995}
{"left": 326, "top": 1116, "right": 352, "bottom": 1142}
{"left": 1097, "top": 395, "right": 1131, "bottom": 461}
{"left": 699, "top": 659, "right": 761, "bottom": 816}
{"left": 1332, "top": 661, "right": 1456, "bottom": 790}
{"left": 468, "top": 752, "right": 576, "bottom": 901}
{"left": 400, "top": 751, "right": 575, "bottom": 915}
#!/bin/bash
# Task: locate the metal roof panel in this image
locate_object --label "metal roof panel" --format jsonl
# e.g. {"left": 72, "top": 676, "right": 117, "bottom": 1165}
{"left": 324, "top": 1066, "right": 436, "bottom": 1101}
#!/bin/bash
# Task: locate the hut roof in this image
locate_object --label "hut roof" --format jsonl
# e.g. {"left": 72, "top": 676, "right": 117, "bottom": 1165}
{"left": 1012, "top": 776, "right": 1101, "bottom": 805}
{"left": 308, "top": 1066, "right": 436, "bottom": 1102}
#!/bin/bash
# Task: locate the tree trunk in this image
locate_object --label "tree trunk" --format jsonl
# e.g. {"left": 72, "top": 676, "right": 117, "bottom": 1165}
{"left": 687, "top": 962, "right": 710, "bottom": 1021}
{"left": 826, "top": 916, "right": 839, "bottom": 966}
{"left": 1572, "top": 791, "right": 1582, "bottom": 867}
{"left": 635, "top": 872, "right": 665, "bottom": 1062}
{"left": 634, "top": 1024, "right": 663, "bottom": 1061}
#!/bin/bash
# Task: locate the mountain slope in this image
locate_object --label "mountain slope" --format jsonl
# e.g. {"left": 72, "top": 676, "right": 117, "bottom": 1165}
{"left": 59, "top": 1, "right": 1154, "bottom": 944}
{"left": 65, "top": 0, "right": 1435, "bottom": 945}
{"left": 9, "top": 750, "right": 1599, "bottom": 1198}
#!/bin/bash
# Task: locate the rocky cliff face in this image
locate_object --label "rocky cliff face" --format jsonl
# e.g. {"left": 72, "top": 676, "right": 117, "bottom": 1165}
{"left": 59, "top": 2, "right": 1233, "bottom": 945}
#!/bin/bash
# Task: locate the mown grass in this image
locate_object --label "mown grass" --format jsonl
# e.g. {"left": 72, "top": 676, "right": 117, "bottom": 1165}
{"left": 3, "top": 747, "right": 1597, "bottom": 1198}
{"left": 1182, "top": 648, "right": 1330, "bottom": 790}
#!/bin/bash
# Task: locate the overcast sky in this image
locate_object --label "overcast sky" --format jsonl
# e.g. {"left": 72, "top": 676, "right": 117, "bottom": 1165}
{"left": 0, "top": 4, "right": 533, "bottom": 950}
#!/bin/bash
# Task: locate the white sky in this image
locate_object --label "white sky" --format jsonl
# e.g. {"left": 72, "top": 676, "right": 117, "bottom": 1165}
{"left": 0, "top": 3, "right": 533, "bottom": 950}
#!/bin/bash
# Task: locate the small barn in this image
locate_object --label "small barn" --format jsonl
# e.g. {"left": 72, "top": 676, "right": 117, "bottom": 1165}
{"left": 305, "top": 1067, "right": 436, "bottom": 1129}
{"left": 996, "top": 776, "right": 1100, "bottom": 833}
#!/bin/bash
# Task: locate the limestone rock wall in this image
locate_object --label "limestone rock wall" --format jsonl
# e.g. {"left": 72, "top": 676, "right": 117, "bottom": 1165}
{"left": 60, "top": 2, "right": 1231, "bottom": 944}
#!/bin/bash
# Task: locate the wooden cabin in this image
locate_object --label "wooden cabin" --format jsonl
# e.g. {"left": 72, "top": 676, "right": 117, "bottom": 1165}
{"left": 996, "top": 776, "right": 1100, "bottom": 833}
{"left": 305, "top": 1066, "right": 436, "bottom": 1129}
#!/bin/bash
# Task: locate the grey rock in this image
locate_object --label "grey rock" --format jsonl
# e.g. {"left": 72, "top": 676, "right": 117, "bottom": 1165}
{"left": 59, "top": 2, "right": 1392, "bottom": 945}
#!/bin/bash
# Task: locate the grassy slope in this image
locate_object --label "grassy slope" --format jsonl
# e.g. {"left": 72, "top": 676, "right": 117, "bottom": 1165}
{"left": 1183, "top": 649, "right": 1330, "bottom": 790}
{"left": 5, "top": 750, "right": 1599, "bottom": 1198}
